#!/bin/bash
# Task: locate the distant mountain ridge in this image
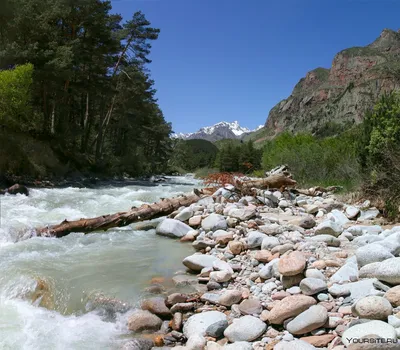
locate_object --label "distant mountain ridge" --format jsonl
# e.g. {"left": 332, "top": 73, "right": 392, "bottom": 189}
{"left": 172, "top": 121, "right": 263, "bottom": 142}
{"left": 263, "top": 28, "right": 400, "bottom": 138}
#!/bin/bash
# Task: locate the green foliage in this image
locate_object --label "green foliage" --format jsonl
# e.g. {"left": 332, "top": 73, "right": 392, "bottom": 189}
{"left": 262, "top": 131, "right": 361, "bottom": 188}
{"left": 169, "top": 139, "right": 218, "bottom": 172}
{"left": 0, "top": 1, "right": 172, "bottom": 177}
{"left": 0, "top": 64, "right": 34, "bottom": 131}
{"left": 358, "top": 92, "right": 400, "bottom": 218}
{"left": 216, "top": 140, "right": 262, "bottom": 173}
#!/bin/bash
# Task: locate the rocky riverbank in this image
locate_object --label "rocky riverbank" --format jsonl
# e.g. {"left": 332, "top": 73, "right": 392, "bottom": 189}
{"left": 106, "top": 185, "right": 400, "bottom": 349}
{"left": 118, "top": 184, "right": 400, "bottom": 349}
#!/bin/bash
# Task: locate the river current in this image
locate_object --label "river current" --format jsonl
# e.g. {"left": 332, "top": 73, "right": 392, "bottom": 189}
{"left": 0, "top": 176, "right": 199, "bottom": 349}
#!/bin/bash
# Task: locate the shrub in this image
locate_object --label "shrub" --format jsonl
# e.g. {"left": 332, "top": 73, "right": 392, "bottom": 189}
{"left": 262, "top": 131, "right": 361, "bottom": 189}
{"left": 358, "top": 92, "right": 400, "bottom": 219}
{"left": 0, "top": 64, "right": 35, "bottom": 132}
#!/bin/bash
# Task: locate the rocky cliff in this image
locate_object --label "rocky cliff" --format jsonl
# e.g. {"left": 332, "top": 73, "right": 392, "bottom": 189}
{"left": 265, "top": 29, "right": 400, "bottom": 135}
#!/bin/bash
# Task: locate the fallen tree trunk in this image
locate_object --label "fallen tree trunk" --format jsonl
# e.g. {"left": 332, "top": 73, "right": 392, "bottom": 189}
{"left": 36, "top": 191, "right": 205, "bottom": 238}
{"left": 235, "top": 174, "right": 297, "bottom": 195}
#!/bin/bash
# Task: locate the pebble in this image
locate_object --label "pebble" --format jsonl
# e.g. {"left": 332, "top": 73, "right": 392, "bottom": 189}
{"left": 224, "top": 315, "right": 267, "bottom": 342}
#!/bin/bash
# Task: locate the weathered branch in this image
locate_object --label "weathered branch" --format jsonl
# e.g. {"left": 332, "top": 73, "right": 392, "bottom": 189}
{"left": 36, "top": 191, "right": 205, "bottom": 238}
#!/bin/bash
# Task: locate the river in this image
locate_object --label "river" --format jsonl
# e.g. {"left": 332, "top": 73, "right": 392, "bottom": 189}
{"left": 0, "top": 176, "right": 200, "bottom": 350}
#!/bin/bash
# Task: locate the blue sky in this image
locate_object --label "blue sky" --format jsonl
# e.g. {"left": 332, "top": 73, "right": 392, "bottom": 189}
{"left": 111, "top": 0, "right": 400, "bottom": 134}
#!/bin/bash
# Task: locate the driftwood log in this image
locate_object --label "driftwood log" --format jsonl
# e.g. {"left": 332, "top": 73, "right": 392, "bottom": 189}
{"left": 236, "top": 174, "right": 297, "bottom": 195}
{"left": 36, "top": 191, "right": 205, "bottom": 238}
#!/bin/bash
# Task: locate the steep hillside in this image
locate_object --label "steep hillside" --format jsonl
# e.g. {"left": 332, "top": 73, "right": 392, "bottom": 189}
{"left": 264, "top": 29, "right": 400, "bottom": 136}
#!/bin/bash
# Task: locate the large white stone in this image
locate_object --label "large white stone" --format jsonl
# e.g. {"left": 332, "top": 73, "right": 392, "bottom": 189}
{"left": 224, "top": 315, "right": 266, "bottom": 342}
{"left": 183, "top": 254, "right": 218, "bottom": 272}
{"left": 183, "top": 311, "right": 227, "bottom": 338}
{"left": 156, "top": 218, "right": 193, "bottom": 238}
{"left": 202, "top": 213, "right": 227, "bottom": 231}
{"left": 342, "top": 320, "right": 397, "bottom": 346}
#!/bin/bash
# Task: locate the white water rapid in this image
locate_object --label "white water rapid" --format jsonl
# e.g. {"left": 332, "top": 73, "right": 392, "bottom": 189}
{"left": 0, "top": 176, "right": 199, "bottom": 350}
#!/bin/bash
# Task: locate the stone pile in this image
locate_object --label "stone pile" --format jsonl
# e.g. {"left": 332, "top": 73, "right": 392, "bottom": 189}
{"left": 121, "top": 186, "right": 400, "bottom": 350}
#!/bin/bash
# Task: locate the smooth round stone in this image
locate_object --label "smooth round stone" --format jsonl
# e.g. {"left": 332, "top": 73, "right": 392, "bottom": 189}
{"left": 286, "top": 286, "right": 301, "bottom": 294}
{"left": 342, "top": 320, "right": 397, "bottom": 346}
{"left": 205, "top": 319, "right": 229, "bottom": 338}
{"left": 305, "top": 269, "right": 326, "bottom": 281}
{"left": 355, "top": 243, "right": 394, "bottom": 268}
{"left": 268, "top": 295, "right": 317, "bottom": 325}
{"left": 317, "top": 293, "right": 329, "bottom": 302}
{"left": 183, "top": 311, "right": 227, "bottom": 338}
{"left": 286, "top": 305, "right": 328, "bottom": 335}
{"left": 278, "top": 251, "right": 306, "bottom": 276}
{"left": 239, "top": 298, "right": 263, "bottom": 315}
{"left": 224, "top": 315, "right": 267, "bottom": 342}
{"left": 352, "top": 296, "right": 393, "bottom": 320}
{"left": 385, "top": 286, "right": 400, "bottom": 307}
{"left": 300, "top": 278, "right": 327, "bottom": 296}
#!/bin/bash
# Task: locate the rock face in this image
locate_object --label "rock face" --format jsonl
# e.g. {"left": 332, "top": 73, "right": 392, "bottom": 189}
{"left": 261, "top": 29, "right": 400, "bottom": 138}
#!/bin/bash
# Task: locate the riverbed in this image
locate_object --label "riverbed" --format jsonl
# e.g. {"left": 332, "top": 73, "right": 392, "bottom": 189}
{"left": 0, "top": 176, "right": 199, "bottom": 349}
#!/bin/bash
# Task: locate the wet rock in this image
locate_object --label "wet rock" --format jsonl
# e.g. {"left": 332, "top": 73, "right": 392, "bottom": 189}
{"left": 7, "top": 183, "right": 29, "bottom": 196}
{"left": 286, "top": 305, "right": 328, "bottom": 335}
{"left": 156, "top": 219, "right": 192, "bottom": 238}
{"left": 224, "top": 315, "right": 267, "bottom": 342}
{"left": 141, "top": 297, "right": 171, "bottom": 319}
{"left": 170, "top": 302, "right": 195, "bottom": 314}
{"left": 352, "top": 296, "right": 393, "bottom": 320}
{"left": 170, "top": 312, "right": 183, "bottom": 331}
{"left": 121, "top": 338, "right": 154, "bottom": 350}
{"left": 31, "top": 278, "right": 55, "bottom": 310}
{"left": 166, "top": 293, "right": 188, "bottom": 306}
{"left": 172, "top": 274, "right": 198, "bottom": 287}
{"left": 182, "top": 254, "right": 218, "bottom": 272}
{"left": 278, "top": 251, "right": 306, "bottom": 276}
{"left": 268, "top": 295, "right": 317, "bottom": 324}
{"left": 128, "top": 310, "right": 163, "bottom": 332}
{"left": 183, "top": 311, "right": 227, "bottom": 338}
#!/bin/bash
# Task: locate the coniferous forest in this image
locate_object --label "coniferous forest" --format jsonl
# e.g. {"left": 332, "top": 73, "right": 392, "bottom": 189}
{"left": 0, "top": 0, "right": 172, "bottom": 177}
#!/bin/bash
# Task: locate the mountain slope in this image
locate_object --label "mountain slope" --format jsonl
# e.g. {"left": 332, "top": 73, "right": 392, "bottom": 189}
{"left": 173, "top": 121, "right": 262, "bottom": 142}
{"left": 263, "top": 28, "right": 400, "bottom": 138}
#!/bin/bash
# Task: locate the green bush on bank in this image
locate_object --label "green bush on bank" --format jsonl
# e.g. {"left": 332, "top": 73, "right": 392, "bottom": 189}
{"left": 262, "top": 130, "right": 361, "bottom": 189}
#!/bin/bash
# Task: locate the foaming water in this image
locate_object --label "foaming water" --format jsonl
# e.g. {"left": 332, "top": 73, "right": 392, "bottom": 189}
{"left": 0, "top": 176, "right": 200, "bottom": 349}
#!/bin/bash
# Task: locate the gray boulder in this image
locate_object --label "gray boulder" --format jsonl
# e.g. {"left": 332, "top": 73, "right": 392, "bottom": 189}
{"left": 224, "top": 315, "right": 266, "bottom": 342}
{"left": 314, "top": 220, "right": 342, "bottom": 237}
{"left": 202, "top": 213, "right": 227, "bottom": 231}
{"left": 156, "top": 218, "right": 192, "bottom": 238}
{"left": 182, "top": 254, "right": 218, "bottom": 272}
{"left": 247, "top": 231, "right": 266, "bottom": 249}
{"left": 183, "top": 310, "right": 227, "bottom": 338}
{"left": 355, "top": 243, "right": 394, "bottom": 268}
{"left": 286, "top": 305, "right": 328, "bottom": 335}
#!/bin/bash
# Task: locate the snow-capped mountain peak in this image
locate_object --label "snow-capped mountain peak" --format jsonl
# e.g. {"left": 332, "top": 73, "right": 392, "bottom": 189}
{"left": 172, "top": 121, "right": 263, "bottom": 142}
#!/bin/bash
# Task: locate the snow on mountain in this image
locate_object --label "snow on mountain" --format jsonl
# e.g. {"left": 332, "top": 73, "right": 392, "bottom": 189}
{"left": 172, "top": 121, "right": 264, "bottom": 142}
